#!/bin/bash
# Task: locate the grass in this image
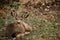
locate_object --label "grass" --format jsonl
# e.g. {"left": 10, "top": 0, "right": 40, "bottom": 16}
{"left": 0, "top": 8, "right": 60, "bottom": 40}
{"left": 21, "top": 12, "right": 60, "bottom": 40}
{"left": 0, "top": 0, "right": 60, "bottom": 40}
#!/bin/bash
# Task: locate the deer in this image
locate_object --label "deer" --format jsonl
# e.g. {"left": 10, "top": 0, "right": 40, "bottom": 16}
{"left": 5, "top": 9, "right": 32, "bottom": 40}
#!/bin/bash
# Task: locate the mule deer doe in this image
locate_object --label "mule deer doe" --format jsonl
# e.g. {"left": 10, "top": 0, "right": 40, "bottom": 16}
{"left": 6, "top": 9, "right": 32, "bottom": 40}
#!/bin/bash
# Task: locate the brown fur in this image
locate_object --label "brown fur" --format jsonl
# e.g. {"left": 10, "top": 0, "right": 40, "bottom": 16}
{"left": 6, "top": 20, "right": 32, "bottom": 39}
